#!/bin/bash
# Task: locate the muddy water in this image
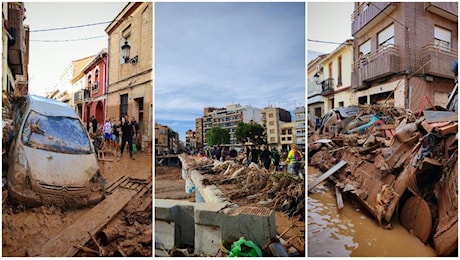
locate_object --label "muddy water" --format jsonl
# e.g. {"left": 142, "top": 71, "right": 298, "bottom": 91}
{"left": 307, "top": 166, "right": 437, "bottom": 257}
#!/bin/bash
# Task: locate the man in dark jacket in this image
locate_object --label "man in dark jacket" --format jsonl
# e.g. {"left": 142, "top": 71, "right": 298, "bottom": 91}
{"left": 259, "top": 146, "right": 272, "bottom": 170}
{"left": 120, "top": 115, "right": 135, "bottom": 160}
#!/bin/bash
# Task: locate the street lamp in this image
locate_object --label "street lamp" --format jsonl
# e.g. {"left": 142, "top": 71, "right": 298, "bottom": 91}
{"left": 121, "top": 40, "right": 138, "bottom": 64}
{"left": 313, "top": 72, "right": 320, "bottom": 85}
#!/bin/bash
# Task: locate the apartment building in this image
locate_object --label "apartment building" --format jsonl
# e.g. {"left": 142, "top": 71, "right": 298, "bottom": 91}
{"left": 195, "top": 117, "right": 204, "bottom": 148}
{"left": 2, "top": 2, "right": 29, "bottom": 108}
{"left": 261, "top": 106, "right": 291, "bottom": 149}
{"left": 155, "top": 122, "right": 168, "bottom": 156}
{"left": 81, "top": 49, "right": 108, "bottom": 128}
{"left": 198, "top": 104, "right": 261, "bottom": 146}
{"left": 294, "top": 106, "right": 306, "bottom": 150}
{"left": 351, "top": 2, "right": 457, "bottom": 109}
{"left": 308, "top": 39, "right": 354, "bottom": 124}
{"left": 279, "top": 122, "right": 295, "bottom": 152}
{"left": 105, "top": 2, "right": 153, "bottom": 145}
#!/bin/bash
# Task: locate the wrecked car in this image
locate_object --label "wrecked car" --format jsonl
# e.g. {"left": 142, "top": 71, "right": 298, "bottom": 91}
{"left": 7, "top": 95, "right": 105, "bottom": 207}
{"left": 320, "top": 106, "right": 361, "bottom": 134}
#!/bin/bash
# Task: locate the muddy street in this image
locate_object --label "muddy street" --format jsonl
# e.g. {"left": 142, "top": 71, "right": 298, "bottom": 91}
{"left": 2, "top": 151, "right": 152, "bottom": 257}
{"left": 308, "top": 166, "right": 436, "bottom": 257}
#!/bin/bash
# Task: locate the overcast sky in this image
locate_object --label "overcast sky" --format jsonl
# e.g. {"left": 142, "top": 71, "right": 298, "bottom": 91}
{"left": 307, "top": 2, "right": 354, "bottom": 57}
{"left": 25, "top": 2, "right": 128, "bottom": 96}
{"left": 155, "top": 2, "right": 306, "bottom": 141}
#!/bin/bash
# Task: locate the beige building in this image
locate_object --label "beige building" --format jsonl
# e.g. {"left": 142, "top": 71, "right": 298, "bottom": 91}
{"left": 105, "top": 2, "right": 153, "bottom": 146}
{"left": 279, "top": 122, "right": 295, "bottom": 152}
{"left": 261, "top": 106, "right": 291, "bottom": 150}
{"left": 308, "top": 39, "right": 354, "bottom": 124}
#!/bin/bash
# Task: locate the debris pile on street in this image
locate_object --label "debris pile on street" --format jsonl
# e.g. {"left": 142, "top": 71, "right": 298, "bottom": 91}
{"left": 189, "top": 157, "right": 305, "bottom": 221}
{"left": 308, "top": 103, "right": 458, "bottom": 256}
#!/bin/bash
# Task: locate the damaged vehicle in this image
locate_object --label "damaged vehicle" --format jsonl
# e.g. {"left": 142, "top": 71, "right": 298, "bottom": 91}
{"left": 320, "top": 106, "right": 361, "bottom": 134}
{"left": 7, "top": 95, "right": 105, "bottom": 208}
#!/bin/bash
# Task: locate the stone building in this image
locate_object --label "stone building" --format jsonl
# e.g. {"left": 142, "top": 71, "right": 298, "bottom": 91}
{"left": 105, "top": 2, "right": 153, "bottom": 147}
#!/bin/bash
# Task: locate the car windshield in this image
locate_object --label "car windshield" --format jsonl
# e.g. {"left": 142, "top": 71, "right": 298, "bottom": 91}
{"left": 21, "top": 110, "right": 92, "bottom": 154}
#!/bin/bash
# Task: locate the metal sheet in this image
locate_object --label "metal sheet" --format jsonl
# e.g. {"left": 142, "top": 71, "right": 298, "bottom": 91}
{"left": 424, "top": 110, "right": 458, "bottom": 123}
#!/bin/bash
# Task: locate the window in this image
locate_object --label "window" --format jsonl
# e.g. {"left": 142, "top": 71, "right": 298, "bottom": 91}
{"left": 435, "top": 26, "right": 451, "bottom": 51}
{"left": 337, "top": 56, "right": 342, "bottom": 85}
{"left": 378, "top": 24, "right": 395, "bottom": 49}
{"left": 87, "top": 75, "right": 91, "bottom": 90}
{"left": 120, "top": 94, "right": 128, "bottom": 117}
{"left": 359, "top": 39, "right": 371, "bottom": 56}
{"left": 268, "top": 113, "right": 274, "bottom": 118}
{"left": 269, "top": 129, "right": 275, "bottom": 134}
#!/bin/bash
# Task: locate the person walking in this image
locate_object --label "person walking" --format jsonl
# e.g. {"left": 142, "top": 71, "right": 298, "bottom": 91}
{"left": 111, "top": 119, "right": 121, "bottom": 150}
{"left": 259, "top": 145, "right": 272, "bottom": 171}
{"left": 250, "top": 145, "right": 261, "bottom": 166}
{"left": 103, "top": 118, "right": 112, "bottom": 143}
{"left": 131, "top": 117, "right": 140, "bottom": 149}
{"left": 271, "top": 147, "right": 280, "bottom": 172}
{"left": 120, "top": 115, "right": 135, "bottom": 160}
{"left": 91, "top": 115, "right": 98, "bottom": 134}
{"left": 286, "top": 144, "right": 303, "bottom": 177}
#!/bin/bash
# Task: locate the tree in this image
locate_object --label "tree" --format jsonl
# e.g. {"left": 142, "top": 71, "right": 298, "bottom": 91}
{"left": 205, "top": 126, "right": 230, "bottom": 146}
{"left": 234, "top": 122, "right": 266, "bottom": 145}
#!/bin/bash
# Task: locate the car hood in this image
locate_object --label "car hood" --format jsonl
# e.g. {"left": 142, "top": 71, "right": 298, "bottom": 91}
{"left": 22, "top": 145, "right": 98, "bottom": 186}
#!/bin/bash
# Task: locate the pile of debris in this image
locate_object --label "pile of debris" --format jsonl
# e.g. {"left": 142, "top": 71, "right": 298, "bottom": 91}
{"left": 188, "top": 157, "right": 305, "bottom": 221}
{"left": 308, "top": 104, "right": 458, "bottom": 256}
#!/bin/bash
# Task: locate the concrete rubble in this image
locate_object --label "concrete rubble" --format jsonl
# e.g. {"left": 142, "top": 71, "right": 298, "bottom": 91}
{"left": 308, "top": 103, "right": 458, "bottom": 256}
{"left": 155, "top": 155, "right": 305, "bottom": 257}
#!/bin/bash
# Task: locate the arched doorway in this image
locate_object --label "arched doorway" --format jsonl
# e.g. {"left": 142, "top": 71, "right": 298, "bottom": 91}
{"left": 96, "top": 101, "right": 104, "bottom": 125}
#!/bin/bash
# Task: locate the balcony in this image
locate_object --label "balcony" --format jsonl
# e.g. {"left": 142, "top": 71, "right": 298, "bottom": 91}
{"left": 7, "top": 2, "right": 25, "bottom": 75}
{"left": 351, "top": 2, "right": 397, "bottom": 37}
{"left": 74, "top": 90, "right": 82, "bottom": 103}
{"left": 421, "top": 44, "right": 458, "bottom": 79}
{"left": 352, "top": 45, "right": 400, "bottom": 90}
{"left": 424, "top": 2, "right": 458, "bottom": 22}
{"left": 319, "top": 78, "right": 334, "bottom": 96}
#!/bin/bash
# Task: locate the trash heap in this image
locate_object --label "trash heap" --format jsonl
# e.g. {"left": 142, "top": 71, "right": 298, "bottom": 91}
{"left": 190, "top": 157, "right": 305, "bottom": 221}
{"left": 308, "top": 104, "right": 458, "bottom": 256}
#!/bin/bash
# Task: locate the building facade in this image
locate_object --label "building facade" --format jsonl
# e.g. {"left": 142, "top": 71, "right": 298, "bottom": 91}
{"left": 105, "top": 2, "right": 153, "bottom": 146}
{"left": 2, "top": 2, "right": 29, "bottom": 118}
{"left": 81, "top": 49, "right": 108, "bottom": 130}
{"left": 308, "top": 39, "right": 354, "bottom": 125}
{"left": 261, "top": 106, "right": 291, "bottom": 149}
{"left": 294, "top": 106, "right": 306, "bottom": 150}
{"left": 199, "top": 104, "right": 262, "bottom": 145}
{"left": 351, "top": 2, "right": 457, "bottom": 109}
{"left": 279, "top": 122, "right": 295, "bottom": 152}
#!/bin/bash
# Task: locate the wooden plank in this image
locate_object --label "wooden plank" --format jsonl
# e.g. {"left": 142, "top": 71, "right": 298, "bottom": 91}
{"left": 35, "top": 187, "right": 139, "bottom": 256}
{"left": 308, "top": 160, "right": 347, "bottom": 192}
{"left": 335, "top": 186, "right": 344, "bottom": 210}
{"left": 437, "top": 122, "right": 458, "bottom": 136}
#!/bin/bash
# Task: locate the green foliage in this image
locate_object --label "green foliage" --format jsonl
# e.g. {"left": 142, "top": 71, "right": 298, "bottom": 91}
{"left": 234, "top": 122, "right": 266, "bottom": 145}
{"left": 205, "top": 126, "right": 230, "bottom": 146}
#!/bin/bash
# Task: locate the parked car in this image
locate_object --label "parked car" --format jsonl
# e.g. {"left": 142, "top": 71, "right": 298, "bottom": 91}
{"left": 7, "top": 95, "right": 105, "bottom": 207}
{"left": 319, "top": 106, "right": 361, "bottom": 134}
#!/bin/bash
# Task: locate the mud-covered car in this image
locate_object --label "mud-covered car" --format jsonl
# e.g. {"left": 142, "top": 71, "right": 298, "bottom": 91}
{"left": 320, "top": 106, "right": 361, "bottom": 134}
{"left": 7, "top": 95, "right": 105, "bottom": 207}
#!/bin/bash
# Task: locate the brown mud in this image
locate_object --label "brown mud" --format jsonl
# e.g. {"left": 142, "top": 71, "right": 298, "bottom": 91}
{"left": 2, "top": 151, "right": 152, "bottom": 257}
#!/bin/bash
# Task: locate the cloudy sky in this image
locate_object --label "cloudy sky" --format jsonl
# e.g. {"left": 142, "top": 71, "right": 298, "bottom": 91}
{"left": 307, "top": 2, "right": 354, "bottom": 59}
{"left": 155, "top": 2, "right": 306, "bottom": 141}
{"left": 25, "top": 2, "right": 128, "bottom": 96}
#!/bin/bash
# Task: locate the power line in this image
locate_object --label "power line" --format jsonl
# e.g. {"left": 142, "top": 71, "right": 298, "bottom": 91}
{"left": 30, "top": 35, "right": 106, "bottom": 42}
{"left": 29, "top": 21, "right": 112, "bottom": 33}
{"left": 308, "top": 39, "right": 353, "bottom": 46}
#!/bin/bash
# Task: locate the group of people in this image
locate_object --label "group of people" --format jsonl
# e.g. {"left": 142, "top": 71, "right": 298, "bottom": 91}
{"left": 89, "top": 115, "right": 140, "bottom": 160}
{"left": 247, "top": 143, "right": 304, "bottom": 177}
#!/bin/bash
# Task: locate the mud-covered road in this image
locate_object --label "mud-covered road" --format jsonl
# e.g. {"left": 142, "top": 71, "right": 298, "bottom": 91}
{"left": 2, "top": 151, "right": 152, "bottom": 257}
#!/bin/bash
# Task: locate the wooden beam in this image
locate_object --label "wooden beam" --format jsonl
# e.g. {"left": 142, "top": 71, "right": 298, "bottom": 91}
{"left": 335, "top": 186, "right": 344, "bottom": 210}
{"left": 34, "top": 187, "right": 139, "bottom": 256}
{"left": 308, "top": 160, "right": 347, "bottom": 192}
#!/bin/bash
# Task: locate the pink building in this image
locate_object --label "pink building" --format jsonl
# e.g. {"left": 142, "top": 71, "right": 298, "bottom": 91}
{"left": 82, "top": 49, "right": 108, "bottom": 130}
